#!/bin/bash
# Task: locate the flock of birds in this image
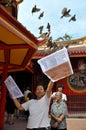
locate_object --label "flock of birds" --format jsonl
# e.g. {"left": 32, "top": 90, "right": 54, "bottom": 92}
{"left": 1, "top": 3, "right": 76, "bottom": 36}
{"left": 60, "top": 8, "right": 76, "bottom": 22}
{"left": 31, "top": 5, "right": 76, "bottom": 35}
{"left": 31, "top": 5, "right": 51, "bottom": 35}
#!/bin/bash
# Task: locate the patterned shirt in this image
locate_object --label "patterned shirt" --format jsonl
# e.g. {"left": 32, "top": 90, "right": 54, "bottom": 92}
{"left": 50, "top": 101, "right": 67, "bottom": 129}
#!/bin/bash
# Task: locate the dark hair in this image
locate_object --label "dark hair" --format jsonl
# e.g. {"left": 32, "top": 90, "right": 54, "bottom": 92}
{"left": 34, "top": 81, "right": 48, "bottom": 91}
{"left": 56, "top": 84, "right": 64, "bottom": 89}
{"left": 35, "top": 84, "right": 45, "bottom": 91}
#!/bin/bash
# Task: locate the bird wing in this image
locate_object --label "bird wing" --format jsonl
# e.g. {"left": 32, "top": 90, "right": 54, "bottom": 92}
{"left": 38, "top": 26, "right": 44, "bottom": 34}
{"left": 47, "top": 23, "right": 50, "bottom": 29}
{"left": 38, "top": 26, "right": 43, "bottom": 29}
{"left": 31, "top": 5, "right": 36, "bottom": 13}
{"left": 36, "top": 8, "right": 41, "bottom": 12}
{"left": 38, "top": 12, "right": 44, "bottom": 19}
{"left": 61, "top": 8, "right": 67, "bottom": 14}
{"left": 40, "top": 12, "right": 44, "bottom": 16}
{"left": 69, "top": 15, "right": 76, "bottom": 22}
{"left": 31, "top": 5, "right": 40, "bottom": 14}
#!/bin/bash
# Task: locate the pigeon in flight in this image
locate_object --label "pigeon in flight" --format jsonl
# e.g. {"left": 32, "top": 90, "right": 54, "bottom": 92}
{"left": 31, "top": 5, "right": 40, "bottom": 14}
{"left": 69, "top": 14, "right": 76, "bottom": 22}
{"left": 38, "top": 11, "right": 44, "bottom": 19}
{"left": 46, "top": 37, "right": 53, "bottom": 48}
{"left": 46, "top": 23, "right": 51, "bottom": 33}
{"left": 38, "top": 32, "right": 49, "bottom": 39}
{"left": 60, "top": 8, "right": 71, "bottom": 18}
{"left": 38, "top": 26, "right": 44, "bottom": 34}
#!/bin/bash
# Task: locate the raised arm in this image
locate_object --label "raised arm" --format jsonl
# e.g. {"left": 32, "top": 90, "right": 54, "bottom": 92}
{"left": 9, "top": 93, "right": 24, "bottom": 110}
{"left": 12, "top": 98, "right": 24, "bottom": 111}
{"left": 46, "top": 80, "right": 54, "bottom": 97}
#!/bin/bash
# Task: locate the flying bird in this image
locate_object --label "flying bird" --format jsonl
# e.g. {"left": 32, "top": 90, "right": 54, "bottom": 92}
{"left": 46, "top": 23, "right": 51, "bottom": 33}
{"left": 46, "top": 37, "right": 53, "bottom": 48}
{"left": 38, "top": 32, "right": 49, "bottom": 39}
{"left": 38, "top": 11, "right": 44, "bottom": 19}
{"left": 69, "top": 14, "right": 76, "bottom": 22}
{"left": 38, "top": 25, "right": 44, "bottom": 34}
{"left": 31, "top": 5, "right": 40, "bottom": 14}
{"left": 60, "top": 8, "right": 71, "bottom": 18}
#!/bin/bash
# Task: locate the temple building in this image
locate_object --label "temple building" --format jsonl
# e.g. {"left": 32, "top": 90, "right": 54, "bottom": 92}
{"left": 0, "top": 1, "right": 86, "bottom": 130}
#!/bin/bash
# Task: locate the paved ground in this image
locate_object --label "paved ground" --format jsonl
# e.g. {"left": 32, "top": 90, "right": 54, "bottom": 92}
{"left": 4, "top": 117, "right": 26, "bottom": 130}
{"left": 4, "top": 116, "right": 86, "bottom": 130}
{"left": 67, "top": 118, "right": 86, "bottom": 130}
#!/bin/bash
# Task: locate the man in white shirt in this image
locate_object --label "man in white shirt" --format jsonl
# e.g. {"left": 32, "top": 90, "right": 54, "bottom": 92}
{"left": 51, "top": 84, "right": 67, "bottom": 102}
{"left": 51, "top": 84, "right": 68, "bottom": 118}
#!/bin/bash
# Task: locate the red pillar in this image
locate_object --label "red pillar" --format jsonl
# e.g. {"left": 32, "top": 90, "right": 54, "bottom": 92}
{"left": 0, "top": 65, "right": 8, "bottom": 130}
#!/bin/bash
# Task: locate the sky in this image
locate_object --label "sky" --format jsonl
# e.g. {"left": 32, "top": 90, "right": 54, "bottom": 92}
{"left": 18, "top": 0, "right": 86, "bottom": 41}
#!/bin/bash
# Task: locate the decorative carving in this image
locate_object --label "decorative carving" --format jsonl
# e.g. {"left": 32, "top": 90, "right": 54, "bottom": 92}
{"left": 68, "top": 70, "right": 86, "bottom": 92}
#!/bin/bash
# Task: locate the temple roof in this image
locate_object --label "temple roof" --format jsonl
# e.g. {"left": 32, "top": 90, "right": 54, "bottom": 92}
{"left": 33, "top": 44, "right": 86, "bottom": 59}
{"left": 68, "top": 45, "right": 86, "bottom": 57}
{"left": 0, "top": 5, "right": 47, "bottom": 74}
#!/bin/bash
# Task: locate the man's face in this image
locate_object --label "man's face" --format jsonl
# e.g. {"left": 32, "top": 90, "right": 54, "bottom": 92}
{"left": 58, "top": 87, "right": 63, "bottom": 92}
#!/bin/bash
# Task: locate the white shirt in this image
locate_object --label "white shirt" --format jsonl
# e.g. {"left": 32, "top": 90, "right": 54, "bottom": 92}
{"left": 22, "top": 94, "right": 51, "bottom": 128}
{"left": 51, "top": 92, "right": 67, "bottom": 102}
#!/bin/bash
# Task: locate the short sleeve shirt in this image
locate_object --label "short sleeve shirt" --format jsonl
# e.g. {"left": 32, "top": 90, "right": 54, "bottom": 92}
{"left": 22, "top": 94, "right": 51, "bottom": 128}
